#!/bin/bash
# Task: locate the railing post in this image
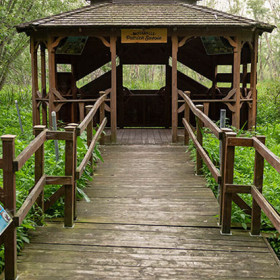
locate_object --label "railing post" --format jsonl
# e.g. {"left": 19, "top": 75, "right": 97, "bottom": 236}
{"left": 2, "top": 135, "right": 17, "bottom": 280}
{"left": 64, "top": 125, "right": 76, "bottom": 227}
{"left": 219, "top": 128, "right": 233, "bottom": 226}
{"left": 67, "top": 123, "right": 78, "bottom": 220}
{"left": 184, "top": 91, "right": 190, "bottom": 145}
{"left": 221, "top": 131, "right": 236, "bottom": 234}
{"left": 34, "top": 125, "right": 46, "bottom": 225}
{"left": 196, "top": 105, "right": 204, "bottom": 175}
{"left": 85, "top": 105, "right": 94, "bottom": 167}
{"left": 99, "top": 91, "right": 105, "bottom": 145}
{"left": 251, "top": 136, "right": 265, "bottom": 236}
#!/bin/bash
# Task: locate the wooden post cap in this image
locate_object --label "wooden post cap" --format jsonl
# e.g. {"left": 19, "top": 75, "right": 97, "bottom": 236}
{"left": 34, "top": 125, "right": 46, "bottom": 130}
{"left": 67, "top": 123, "right": 79, "bottom": 127}
{"left": 1, "top": 135, "right": 16, "bottom": 141}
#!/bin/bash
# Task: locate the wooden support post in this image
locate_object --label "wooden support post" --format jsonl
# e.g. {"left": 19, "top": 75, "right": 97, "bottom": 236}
{"left": 251, "top": 136, "right": 265, "bottom": 236}
{"left": 48, "top": 37, "right": 56, "bottom": 129}
{"left": 34, "top": 125, "right": 46, "bottom": 226}
{"left": 41, "top": 43, "right": 48, "bottom": 126}
{"left": 99, "top": 91, "right": 105, "bottom": 145}
{"left": 110, "top": 35, "right": 117, "bottom": 143}
{"left": 67, "top": 123, "right": 78, "bottom": 220}
{"left": 86, "top": 105, "right": 94, "bottom": 167}
{"left": 2, "top": 135, "right": 17, "bottom": 280}
{"left": 31, "top": 37, "right": 40, "bottom": 126}
{"left": 232, "top": 38, "right": 241, "bottom": 129}
{"left": 221, "top": 131, "right": 236, "bottom": 234}
{"left": 219, "top": 128, "right": 233, "bottom": 225}
{"left": 172, "top": 34, "right": 178, "bottom": 143}
{"left": 184, "top": 91, "right": 191, "bottom": 145}
{"left": 249, "top": 33, "right": 258, "bottom": 129}
{"left": 64, "top": 126, "right": 76, "bottom": 227}
{"left": 196, "top": 105, "right": 204, "bottom": 175}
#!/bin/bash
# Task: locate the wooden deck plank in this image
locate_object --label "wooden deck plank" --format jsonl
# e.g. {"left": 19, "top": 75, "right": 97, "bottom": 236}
{"left": 17, "top": 145, "right": 280, "bottom": 279}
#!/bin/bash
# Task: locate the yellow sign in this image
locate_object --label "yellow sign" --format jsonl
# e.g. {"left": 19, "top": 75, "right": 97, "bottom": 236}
{"left": 121, "top": 29, "right": 167, "bottom": 44}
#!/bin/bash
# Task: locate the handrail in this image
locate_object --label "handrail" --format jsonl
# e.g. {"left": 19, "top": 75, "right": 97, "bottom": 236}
{"left": 182, "top": 118, "right": 221, "bottom": 183}
{"left": 0, "top": 87, "right": 110, "bottom": 280}
{"left": 251, "top": 186, "right": 280, "bottom": 232}
{"left": 0, "top": 126, "right": 77, "bottom": 280}
{"left": 179, "top": 88, "right": 280, "bottom": 237}
{"left": 14, "top": 175, "right": 46, "bottom": 226}
{"left": 76, "top": 117, "right": 107, "bottom": 179}
{"left": 178, "top": 89, "right": 222, "bottom": 139}
{"left": 253, "top": 137, "right": 280, "bottom": 173}
{"left": 77, "top": 89, "right": 111, "bottom": 136}
{"left": 14, "top": 130, "right": 47, "bottom": 171}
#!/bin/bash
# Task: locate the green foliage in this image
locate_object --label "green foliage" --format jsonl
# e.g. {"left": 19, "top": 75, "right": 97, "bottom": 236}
{"left": 0, "top": 0, "right": 87, "bottom": 89}
{"left": 0, "top": 85, "right": 102, "bottom": 271}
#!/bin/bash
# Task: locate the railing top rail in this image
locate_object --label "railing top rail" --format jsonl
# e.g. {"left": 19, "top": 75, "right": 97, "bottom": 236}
{"left": 178, "top": 89, "right": 222, "bottom": 139}
{"left": 14, "top": 129, "right": 47, "bottom": 171}
{"left": 77, "top": 89, "right": 111, "bottom": 136}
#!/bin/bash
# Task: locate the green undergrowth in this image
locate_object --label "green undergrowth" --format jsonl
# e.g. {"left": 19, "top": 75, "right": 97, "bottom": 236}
{"left": 0, "top": 87, "right": 102, "bottom": 270}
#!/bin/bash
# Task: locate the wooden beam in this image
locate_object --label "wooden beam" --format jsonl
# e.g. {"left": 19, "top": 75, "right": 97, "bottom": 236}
{"left": 232, "top": 37, "right": 241, "bottom": 129}
{"left": 172, "top": 34, "right": 178, "bottom": 143}
{"left": 249, "top": 32, "right": 259, "bottom": 129}
{"left": 47, "top": 37, "right": 56, "bottom": 128}
{"left": 110, "top": 35, "right": 117, "bottom": 143}
{"left": 31, "top": 37, "right": 40, "bottom": 126}
{"left": 40, "top": 43, "right": 48, "bottom": 126}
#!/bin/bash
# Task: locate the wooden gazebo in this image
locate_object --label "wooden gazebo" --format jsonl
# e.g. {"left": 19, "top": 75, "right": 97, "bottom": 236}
{"left": 16, "top": 0, "right": 274, "bottom": 142}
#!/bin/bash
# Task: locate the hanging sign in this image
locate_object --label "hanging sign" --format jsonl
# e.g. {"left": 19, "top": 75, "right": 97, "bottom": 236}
{"left": 0, "top": 204, "right": 12, "bottom": 235}
{"left": 121, "top": 29, "right": 167, "bottom": 44}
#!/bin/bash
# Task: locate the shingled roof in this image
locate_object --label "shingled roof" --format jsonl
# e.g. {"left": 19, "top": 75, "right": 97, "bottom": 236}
{"left": 16, "top": 0, "right": 274, "bottom": 33}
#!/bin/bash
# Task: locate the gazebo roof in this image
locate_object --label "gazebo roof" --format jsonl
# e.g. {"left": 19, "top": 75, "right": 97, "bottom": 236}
{"left": 16, "top": 0, "right": 274, "bottom": 33}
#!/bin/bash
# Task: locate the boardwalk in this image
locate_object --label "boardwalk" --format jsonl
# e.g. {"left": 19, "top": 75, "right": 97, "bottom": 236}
{"left": 17, "top": 144, "right": 279, "bottom": 279}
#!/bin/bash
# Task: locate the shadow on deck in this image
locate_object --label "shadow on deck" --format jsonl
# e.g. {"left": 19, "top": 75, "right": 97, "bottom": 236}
{"left": 17, "top": 144, "right": 279, "bottom": 279}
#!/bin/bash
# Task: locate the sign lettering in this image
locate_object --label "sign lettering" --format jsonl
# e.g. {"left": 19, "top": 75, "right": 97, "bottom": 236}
{"left": 121, "top": 29, "right": 167, "bottom": 44}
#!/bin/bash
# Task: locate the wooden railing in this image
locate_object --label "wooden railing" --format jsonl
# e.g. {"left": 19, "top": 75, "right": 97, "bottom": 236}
{"left": 76, "top": 89, "right": 110, "bottom": 179}
{"left": 178, "top": 89, "right": 223, "bottom": 184}
{"left": 0, "top": 90, "right": 109, "bottom": 280}
{"left": 222, "top": 135, "right": 280, "bottom": 235}
{"left": 179, "top": 89, "right": 280, "bottom": 237}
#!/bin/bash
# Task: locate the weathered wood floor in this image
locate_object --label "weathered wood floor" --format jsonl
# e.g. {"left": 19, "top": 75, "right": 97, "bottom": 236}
{"left": 105, "top": 128, "right": 184, "bottom": 145}
{"left": 17, "top": 145, "right": 279, "bottom": 279}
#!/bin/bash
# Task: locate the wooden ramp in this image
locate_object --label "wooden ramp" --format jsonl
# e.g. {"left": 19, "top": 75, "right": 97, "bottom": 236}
{"left": 17, "top": 145, "right": 279, "bottom": 279}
